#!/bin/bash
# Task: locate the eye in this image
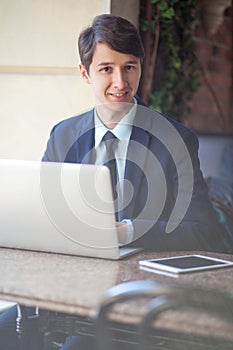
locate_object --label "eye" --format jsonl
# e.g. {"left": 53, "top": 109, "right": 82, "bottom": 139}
{"left": 125, "top": 65, "right": 136, "bottom": 71}
{"left": 100, "top": 66, "right": 112, "bottom": 73}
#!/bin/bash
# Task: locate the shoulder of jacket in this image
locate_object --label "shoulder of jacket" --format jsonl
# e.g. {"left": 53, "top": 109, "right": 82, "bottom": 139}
{"left": 50, "top": 108, "right": 94, "bottom": 134}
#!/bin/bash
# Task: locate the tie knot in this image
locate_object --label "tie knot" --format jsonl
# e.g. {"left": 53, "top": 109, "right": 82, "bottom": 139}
{"left": 102, "top": 131, "right": 117, "bottom": 143}
{"left": 101, "top": 131, "right": 118, "bottom": 157}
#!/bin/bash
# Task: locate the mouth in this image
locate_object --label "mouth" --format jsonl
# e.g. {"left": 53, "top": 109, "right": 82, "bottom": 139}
{"left": 108, "top": 91, "right": 129, "bottom": 98}
{"left": 111, "top": 92, "right": 127, "bottom": 97}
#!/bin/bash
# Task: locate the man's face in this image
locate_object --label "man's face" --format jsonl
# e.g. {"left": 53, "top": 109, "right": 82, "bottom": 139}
{"left": 79, "top": 43, "right": 141, "bottom": 119}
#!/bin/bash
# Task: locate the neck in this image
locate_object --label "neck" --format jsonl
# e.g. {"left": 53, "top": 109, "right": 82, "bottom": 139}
{"left": 96, "top": 102, "right": 134, "bottom": 129}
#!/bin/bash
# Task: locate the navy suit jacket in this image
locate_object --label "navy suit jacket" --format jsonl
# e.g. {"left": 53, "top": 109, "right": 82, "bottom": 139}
{"left": 42, "top": 101, "right": 231, "bottom": 253}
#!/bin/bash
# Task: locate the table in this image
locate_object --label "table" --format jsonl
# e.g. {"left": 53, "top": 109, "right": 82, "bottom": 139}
{"left": 1, "top": 247, "right": 233, "bottom": 348}
{"left": 1, "top": 248, "right": 233, "bottom": 314}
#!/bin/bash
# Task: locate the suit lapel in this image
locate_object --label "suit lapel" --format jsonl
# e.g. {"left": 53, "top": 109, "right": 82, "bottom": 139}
{"left": 65, "top": 110, "right": 96, "bottom": 164}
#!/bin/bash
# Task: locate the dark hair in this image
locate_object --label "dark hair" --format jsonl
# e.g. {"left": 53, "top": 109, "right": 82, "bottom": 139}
{"left": 78, "top": 14, "right": 145, "bottom": 73}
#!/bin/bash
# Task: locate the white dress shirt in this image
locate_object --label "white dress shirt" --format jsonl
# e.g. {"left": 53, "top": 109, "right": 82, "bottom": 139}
{"left": 94, "top": 101, "right": 137, "bottom": 244}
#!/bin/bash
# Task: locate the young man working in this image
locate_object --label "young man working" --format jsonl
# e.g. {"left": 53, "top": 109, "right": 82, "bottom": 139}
{"left": 42, "top": 14, "right": 229, "bottom": 253}
{"left": 0, "top": 13, "right": 231, "bottom": 350}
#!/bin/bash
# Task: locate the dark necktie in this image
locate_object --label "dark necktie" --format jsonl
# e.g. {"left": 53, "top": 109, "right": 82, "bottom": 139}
{"left": 101, "top": 131, "right": 118, "bottom": 202}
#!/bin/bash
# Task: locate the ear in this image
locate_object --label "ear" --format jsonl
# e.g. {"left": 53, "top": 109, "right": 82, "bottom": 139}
{"left": 79, "top": 64, "right": 91, "bottom": 84}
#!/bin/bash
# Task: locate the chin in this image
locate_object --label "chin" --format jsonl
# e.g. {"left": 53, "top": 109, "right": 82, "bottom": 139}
{"left": 107, "top": 100, "right": 134, "bottom": 111}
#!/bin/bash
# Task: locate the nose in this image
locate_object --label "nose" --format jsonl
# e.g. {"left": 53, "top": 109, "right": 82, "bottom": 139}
{"left": 112, "top": 69, "right": 126, "bottom": 90}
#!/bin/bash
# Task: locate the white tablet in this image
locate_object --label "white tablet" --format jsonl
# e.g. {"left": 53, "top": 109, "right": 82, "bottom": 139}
{"left": 139, "top": 254, "right": 233, "bottom": 276}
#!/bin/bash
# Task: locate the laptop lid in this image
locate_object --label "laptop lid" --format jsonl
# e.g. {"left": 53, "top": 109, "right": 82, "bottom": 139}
{"left": 0, "top": 159, "right": 140, "bottom": 259}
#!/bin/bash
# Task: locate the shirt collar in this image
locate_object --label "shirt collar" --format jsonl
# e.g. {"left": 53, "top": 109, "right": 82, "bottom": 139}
{"left": 94, "top": 98, "right": 137, "bottom": 148}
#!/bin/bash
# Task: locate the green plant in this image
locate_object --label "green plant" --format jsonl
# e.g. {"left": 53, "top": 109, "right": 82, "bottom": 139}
{"left": 139, "top": 0, "right": 200, "bottom": 122}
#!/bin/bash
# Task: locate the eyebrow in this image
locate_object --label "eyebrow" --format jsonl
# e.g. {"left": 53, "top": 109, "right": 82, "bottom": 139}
{"left": 97, "top": 60, "right": 139, "bottom": 67}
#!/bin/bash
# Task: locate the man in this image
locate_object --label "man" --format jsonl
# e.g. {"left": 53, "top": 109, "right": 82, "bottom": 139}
{"left": 43, "top": 14, "right": 229, "bottom": 253}
{"left": 0, "top": 13, "right": 231, "bottom": 350}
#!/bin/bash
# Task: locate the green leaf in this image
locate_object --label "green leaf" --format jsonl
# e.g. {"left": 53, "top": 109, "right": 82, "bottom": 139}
{"left": 162, "top": 8, "right": 175, "bottom": 19}
{"left": 141, "top": 20, "right": 150, "bottom": 31}
{"left": 158, "top": 1, "right": 168, "bottom": 12}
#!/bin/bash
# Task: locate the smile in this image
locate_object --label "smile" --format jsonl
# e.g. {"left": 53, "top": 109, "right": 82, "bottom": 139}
{"left": 110, "top": 92, "right": 128, "bottom": 97}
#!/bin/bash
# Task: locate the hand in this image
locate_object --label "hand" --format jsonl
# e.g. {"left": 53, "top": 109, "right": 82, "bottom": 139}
{"left": 115, "top": 222, "right": 128, "bottom": 244}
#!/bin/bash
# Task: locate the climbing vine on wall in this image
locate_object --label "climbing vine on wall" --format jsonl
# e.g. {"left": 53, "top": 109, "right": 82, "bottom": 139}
{"left": 139, "top": 0, "right": 200, "bottom": 122}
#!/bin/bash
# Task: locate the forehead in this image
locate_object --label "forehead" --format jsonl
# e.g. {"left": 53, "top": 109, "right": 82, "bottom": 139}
{"left": 90, "top": 43, "right": 140, "bottom": 67}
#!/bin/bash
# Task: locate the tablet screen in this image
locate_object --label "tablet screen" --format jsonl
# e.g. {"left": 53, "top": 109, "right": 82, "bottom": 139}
{"left": 153, "top": 256, "right": 226, "bottom": 269}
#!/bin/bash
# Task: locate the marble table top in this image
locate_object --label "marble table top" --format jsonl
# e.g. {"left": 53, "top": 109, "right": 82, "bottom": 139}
{"left": 0, "top": 247, "right": 232, "bottom": 317}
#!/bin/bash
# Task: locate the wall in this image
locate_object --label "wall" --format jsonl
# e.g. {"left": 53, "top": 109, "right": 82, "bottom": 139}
{"left": 0, "top": 0, "right": 110, "bottom": 160}
{"left": 185, "top": 4, "right": 233, "bottom": 134}
{"left": 111, "top": 0, "right": 140, "bottom": 27}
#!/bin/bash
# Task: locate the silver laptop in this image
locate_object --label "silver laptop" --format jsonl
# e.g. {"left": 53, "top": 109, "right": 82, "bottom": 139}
{"left": 0, "top": 159, "right": 141, "bottom": 259}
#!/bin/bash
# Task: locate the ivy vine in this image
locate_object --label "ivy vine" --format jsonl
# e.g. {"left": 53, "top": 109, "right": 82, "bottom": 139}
{"left": 139, "top": 0, "right": 200, "bottom": 122}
